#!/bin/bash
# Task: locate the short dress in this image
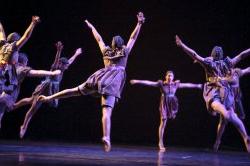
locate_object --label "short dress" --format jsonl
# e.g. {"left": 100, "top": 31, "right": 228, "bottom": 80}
{"left": 0, "top": 40, "right": 19, "bottom": 92}
{"left": 0, "top": 64, "right": 32, "bottom": 111}
{"left": 78, "top": 46, "right": 128, "bottom": 100}
{"left": 201, "top": 57, "right": 234, "bottom": 113}
{"left": 32, "top": 69, "right": 64, "bottom": 108}
{"left": 158, "top": 80, "right": 179, "bottom": 120}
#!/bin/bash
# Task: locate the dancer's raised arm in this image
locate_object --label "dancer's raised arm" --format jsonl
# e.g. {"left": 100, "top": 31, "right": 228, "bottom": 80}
{"left": 68, "top": 48, "right": 82, "bottom": 66}
{"left": 130, "top": 79, "right": 159, "bottom": 87}
{"left": 240, "top": 67, "right": 250, "bottom": 76}
{"left": 27, "top": 69, "right": 61, "bottom": 77}
{"left": 16, "top": 16, "right": 40, "bottom": 49}
{"left": 126, "top": 12, "right": 145, "bottom": 54}
{"left": 51, "top": 41, "right": 63, "bottom": 69}
{"left": 179, "top": 83, "right": 202, "bottom": 89}
{"left": 231, "top": 49, "right": 250, "bottom": 66}
{"left": 175, "top": 35, "right": 204, "bottom": 63}
{"left": 85, "top": 20, "right": 106, "bottom": 53}
{"left": 0, "top": 21, "right": 6, "bottom": 41}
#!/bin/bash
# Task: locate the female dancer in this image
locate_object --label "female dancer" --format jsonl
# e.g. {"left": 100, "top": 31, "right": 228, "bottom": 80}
{"left": 0, "top": 53, "right": 61, "bottom": 129}
{"left": 175, "top": 35, "right": 250, "bottom": 152}
{"left": 39, "top": 12, "right": 145, "bottom": 152}
{"left": 213, "top": 67, "right": 250, "bottom": 151}
{"left": 130, "top": 71, "right": 202, "bottom": 151}
{"left": 0, "top": 16, "right": 40, "bottom": 93}
{"left": 13, "top": 41, "right": 82, "bottom": 138}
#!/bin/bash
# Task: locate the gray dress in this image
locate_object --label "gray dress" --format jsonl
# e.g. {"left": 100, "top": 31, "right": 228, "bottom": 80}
{"left": 31, "top": 65, "right": 64, "bottom": 108}
{"left": 201, "top": 57, "right": 234, "bottom": 113}
{"left": 0, "top": 40, "right": 19, "bottom": 92}
{"left": 158, "top": 80, "right": 179, "bottom": 120}
{"left": 0, "top": 64, "right": 31, "bottom": 111}
{"left": 78, "top": 46, "right": 128, "bottom": 99}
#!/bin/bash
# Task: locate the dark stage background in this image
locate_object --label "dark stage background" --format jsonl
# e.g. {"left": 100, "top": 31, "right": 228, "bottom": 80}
{"left": 1, "top": 0, "right": 250, "bottom": 150}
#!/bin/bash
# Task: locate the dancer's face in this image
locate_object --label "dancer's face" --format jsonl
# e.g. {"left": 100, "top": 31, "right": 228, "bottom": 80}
{"left": 165, "top": 72, "right": 174, "bottom": 83}
{"left": 59, "top": 63, "right": 68, "bottom": 71}
{"left": 211, "top": 46, "right": 223, "bottom": 61}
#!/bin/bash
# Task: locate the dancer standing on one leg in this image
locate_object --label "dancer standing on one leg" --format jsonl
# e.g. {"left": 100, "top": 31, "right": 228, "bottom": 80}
{"left": 175, "top": 35, "right": 250, "bottom": 152}
{"left": 213, "top": 67, "right": 250, "bottom": 151}
{"left": 39, "top": 12, "right": 145, "bottom": 152}
{"left": 13, "top": 41, "right": 82, "bottom": 138}
{"left": 130, "top": 71, "right": 202, "bottom": 152}
{"left": 0, "top": 53, "right": 61, "bottom": 129}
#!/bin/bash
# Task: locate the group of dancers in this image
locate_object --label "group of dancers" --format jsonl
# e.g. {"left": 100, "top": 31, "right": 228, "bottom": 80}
{"left": 0, "top": 12, "right": 250, "bottom": 152}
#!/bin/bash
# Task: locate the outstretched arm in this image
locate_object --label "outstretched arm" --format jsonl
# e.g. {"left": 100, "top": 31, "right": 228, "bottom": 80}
{"left": 0, "top": 21, "right": 6, "bottom": 41}
{"left": 175, "top": 35, "right": 204, "bottom": 63}
{"left": 231, "top": 49, "right": 250, "bottom": 66}
{"left": 68, "top": 48, "right": 82, "bottom": 66}
{"left": 51, "top": 41, "right": 63, "bottom": 69}
{"left": 179, "top": 83, "right": 202, "bottom": 89}
{"left": 16, "top": 16, "right": 40, "bottom": 49}
{"left": 27, "top": 69, "right": 61, "bottom": 77}
{"left": 85, "top": 20, "right": 106, "bottom": 53}
{"left": 241, "top": 67, "right": 250, "bottom": 76}
{"left": 126, "top": 12, "right": 145, "bottom": 54}
{"left": 130, "top": 79, "right": 159, "bottom": 87}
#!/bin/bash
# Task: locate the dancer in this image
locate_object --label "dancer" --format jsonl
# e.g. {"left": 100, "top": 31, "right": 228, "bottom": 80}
{"left": 130, "top": 71, "right": 202, "bottom": 151}
{"left": 213, "top": 67, "right": 250, "bottom": 151}
{"left": 13, "top": 41, "right": 82, "bottom": 138}
{"left": 175, "top": 35, "right": 250, "bottom": 152}
{"left": 0, "top": 16, "right": 40, "bottom": 94}
{"left": 39, "top": 12, "right": 145, "bottom": 152}
{"left": 0, "top": 53, "right": 61, "bottom": 129}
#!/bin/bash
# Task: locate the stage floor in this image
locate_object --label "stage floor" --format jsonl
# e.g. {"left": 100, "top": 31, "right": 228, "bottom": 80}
{"left": 0, "top": 141, "right": 249, "bottom": 166}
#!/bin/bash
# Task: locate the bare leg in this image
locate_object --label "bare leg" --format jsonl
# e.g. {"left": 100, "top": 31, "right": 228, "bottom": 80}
{"left": 13, "top": 97, "right": 33, "bottom": 110}
{"left": 102, "top": 106, "right": 113, "bottom": 152}
{"left": 211, "top": 101, "right": 250, "bottom": 152}
{"left": 0, "top": 104, "right": 6, "bottom": 129}
{"left": 39, "top": 87, "right": 81, "bottom": 102}
{"left": 158, "top": 118, "right": 167, "bottom": 152}
{"left": 213, "top": 115, "right": 228, "bottom": 151}
{"left": 20, "top": 100, "right": 42, "bottom": 138}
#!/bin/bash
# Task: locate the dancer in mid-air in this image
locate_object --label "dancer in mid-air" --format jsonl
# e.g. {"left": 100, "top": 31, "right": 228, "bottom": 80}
{"left": 175, "top": 35, "right": 250, "bottom": 152}
{"left": 0, "top": 16, "right": 40, "bottom": 93}
{"left": 12, "top": 41, "right": 82, "bottom": 138}
{"left": 39, "top": 12, "right": 145, "bottom": 152}
{"left": 130, "top": 71, "right": 202, "bottom": 151}
{"left": 213, "top": 67, "right": 250, "bottom": 151}
{"left": 0, "top": 53, "right": 61, "bottom": 129}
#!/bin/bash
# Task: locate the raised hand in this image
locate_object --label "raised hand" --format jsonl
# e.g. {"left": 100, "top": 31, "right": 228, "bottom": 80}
{"left": 75, "top": 48, "right": 82, "bottom": 55}
{"left": 175, "top": 35, "right": 183, "bottom": 47}
{"left": 137, "top": 12, "right": 145, "bottom": 24}
{"left": 32, "top": 16, "right": 40, "bottom": 24}
{"left": 55, "top": 41, "right": 64, "bottom": 50}
{"left": 85, "top": 20, "right": 94, "bottom": 29}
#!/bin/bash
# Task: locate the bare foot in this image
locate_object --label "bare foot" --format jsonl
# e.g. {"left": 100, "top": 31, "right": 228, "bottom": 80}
{"left": 20, "top": 126, "right": 26, "bottom": 139}
{"left": 159, "top": 143, "right": 166, "bottom": 152}
{"left": 244, "top": 137, "right": 250, "bottom": 153}
{"left": 102, "top": 137, "right": 111, "bottom": 152}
